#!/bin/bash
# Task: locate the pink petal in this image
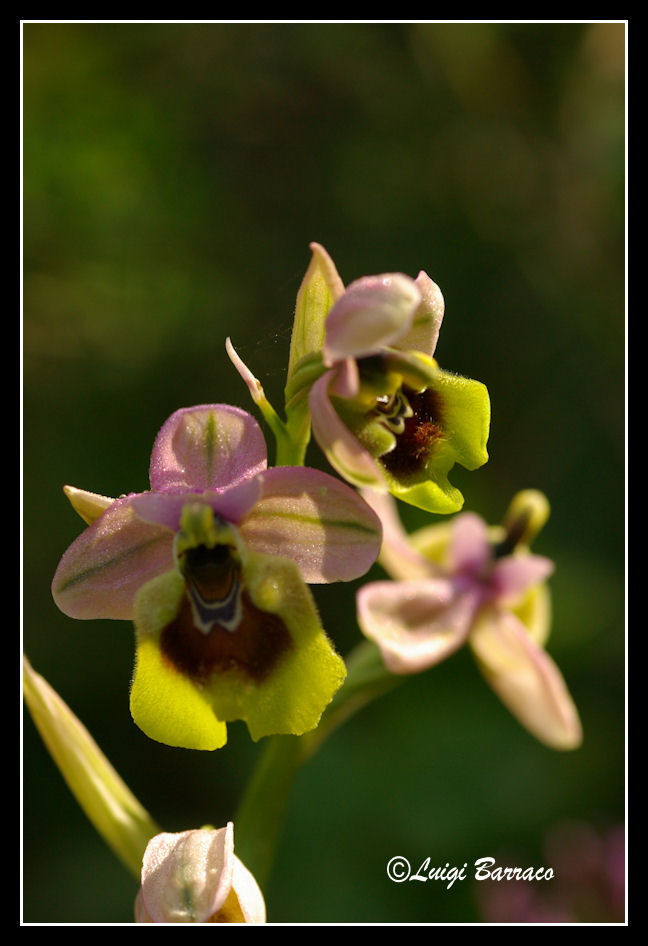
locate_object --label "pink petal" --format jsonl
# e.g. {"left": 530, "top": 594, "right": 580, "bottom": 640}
{"left": 328, "top": 357, "right": 360, "bottom": 398}
{"left": 322, "top": 274, "right": 421, "bottom": 365}
{"left": 239, "top": 466, "right": 382, "bottom": 583}
{"left": 139, "top": 826, "right": 234, "bottom": 923}
{"left": 357, "top": 579, "right": 476, "bottom": 674}
{"left": 51, "top": 495, "right": 174, "bottom": 620}
{"left": 395, "top": 271, "right": 445, "bottom": 358}
{"left": 470, "top": 608, "right": 583, "bottom": 750}
{"left": 149, "top": 405, "right": 267, "bottom": 494}
{"left": 131, "top": 478, "right": 262, "bottom": 531}
{"left": 309, "top": 369, "right": 387, "bottom": 490}
{"left": 491, "top": 554, "right": 554, "bottom": 604}
{"left": 231, "top": 857, "right": 267, "bottom": 923}
{"left": 448, "top": 512, "right": 491, "bottom": 575}
{"left": 360, "top": 489, "right": 434, "bottom": 581}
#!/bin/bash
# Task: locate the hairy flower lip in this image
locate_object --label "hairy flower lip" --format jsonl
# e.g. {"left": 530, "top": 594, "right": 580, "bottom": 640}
{"left": 130, "top": 546, "right": 348, "bottom": 750}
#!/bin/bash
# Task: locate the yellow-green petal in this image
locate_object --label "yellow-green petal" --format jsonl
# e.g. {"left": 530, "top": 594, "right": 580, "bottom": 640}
{"left": 511, "top": 581, "right": 552, "bottom": 648}
{"left": 63, "top": 485, "right": 116, "bottom": 525}
{"left": 430, "top": 368, "right": 490, "bottom": 471}
{"left": 385, "top": 472, "right": 465, "bottom": 515}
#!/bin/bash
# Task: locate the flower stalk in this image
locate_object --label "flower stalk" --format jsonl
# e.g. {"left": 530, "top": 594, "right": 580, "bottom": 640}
{"left": 234, "top": 639, "right": 401, "bottom": 888}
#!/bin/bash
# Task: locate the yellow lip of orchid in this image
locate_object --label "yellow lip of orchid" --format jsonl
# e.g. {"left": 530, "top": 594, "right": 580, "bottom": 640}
{"left": 130, "top": 504, "right": 348, "bottom": 751}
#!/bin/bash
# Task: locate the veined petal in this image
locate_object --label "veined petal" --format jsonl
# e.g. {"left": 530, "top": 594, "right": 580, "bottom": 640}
{"left": 139, "top": 826, "right": 234, "bottom": 923}
{"left": 149, "top": 405, "right": 267, "bottom": 494}
{"left": 491, "top": 553, "right": 554, "bottom": 605}
{"left": 357, "top": 579, "right": 476, "bottom": 674}
{"left": 238, "top": 466, "right": 382, "bottom": 583}
{"left": 323, "top": 274, "right": 421, "bottom": 366}
{"left": 361, "top": 489, "right": 434, "bottom": 581}
{"left": 51, "top": 495, "right": 174, "bottom": 620}
{"left": 309, "top": 370, "right": 387, "bottom": 490}
{"left": 470, "top": 608, "right": 582, "bottom": 750}
{"left": 395, "top": 271, "right": 445, "bottom": 358}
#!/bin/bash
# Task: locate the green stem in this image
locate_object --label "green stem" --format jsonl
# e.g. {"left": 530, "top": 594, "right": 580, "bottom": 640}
{"left": 233, "top": 641, "right": 403, "bottom": 889}
{"left": 231, "top": 733, "right": 307, "bottom": 891}
{"left": 273, "top": 427, "right": 308, "bottom": 467}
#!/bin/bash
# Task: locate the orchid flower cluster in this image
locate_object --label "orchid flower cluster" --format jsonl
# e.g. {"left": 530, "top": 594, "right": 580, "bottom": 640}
{"left": 25, "top": 243, "right": 582, "bottom": 923}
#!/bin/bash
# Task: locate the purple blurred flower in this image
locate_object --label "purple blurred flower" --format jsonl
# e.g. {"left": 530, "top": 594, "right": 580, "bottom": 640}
{"left": 357, "top": 489, "right": 582, "bottom": 749}
{"left": 478, "top": 822, "right": 625, "bottom": 923}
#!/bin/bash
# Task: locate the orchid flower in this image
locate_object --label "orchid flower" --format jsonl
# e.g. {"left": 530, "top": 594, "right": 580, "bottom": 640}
{"left": 52, "top": 404, "right": 382, "bottom": 751}
{"left": 356, "top": 490, "right": 582, "bottom": 750}
{"left": 135, "top": 824, "right": 266, "bottom": 923}
{"left": 286, "top": 243, "right": 490, "bottom": 514}
{"left": 229, "top": 244, "right": 489, "bottom": 512}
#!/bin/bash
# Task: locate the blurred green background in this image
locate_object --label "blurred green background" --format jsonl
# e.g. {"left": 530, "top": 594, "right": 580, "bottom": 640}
{"left": 22, "top": 22, "right": 625, "bottom": 923}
